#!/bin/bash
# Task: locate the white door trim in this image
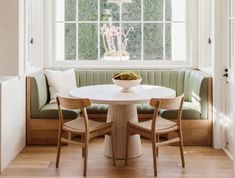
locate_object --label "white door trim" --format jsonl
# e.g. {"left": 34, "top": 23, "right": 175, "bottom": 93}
{"left": 212, "top": 0, "right": 228, "bottom": 149}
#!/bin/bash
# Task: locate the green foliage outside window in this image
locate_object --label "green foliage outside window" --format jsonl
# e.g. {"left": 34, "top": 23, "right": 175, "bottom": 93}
{"left": 65, "top": 23, "right": 76, "bottom": 60}
{"left": 78, "top": 24, "right": 98, "bottom": 60}
{"left": 122, "top": 0, "right": 141, "bottom": 21}
{"left": 61, "top": 0, "right": 174, "bottom": 60}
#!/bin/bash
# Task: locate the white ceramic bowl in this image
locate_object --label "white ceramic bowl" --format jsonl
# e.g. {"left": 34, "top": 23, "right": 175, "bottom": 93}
{"left": 112, "top": 78, "right": 142, "bottom": 92}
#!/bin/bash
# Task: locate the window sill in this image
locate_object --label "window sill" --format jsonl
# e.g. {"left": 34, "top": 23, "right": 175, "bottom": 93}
{"left": 48, "top": 60, "right": 191, "bottom": 69}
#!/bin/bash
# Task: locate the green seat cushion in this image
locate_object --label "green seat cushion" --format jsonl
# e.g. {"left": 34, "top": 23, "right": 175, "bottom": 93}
{"left": 160, "top": 102, "right": 201, "bottom": 120}
{"left": 38, "top": 104, "right": 80, "bottom": 119}
{"left": 137, "top": 102, "right": 201, "bottom": 120}
{"left": 137, "top": 104, "right": 154, "bottom": 114}
{"left": 37, "top": 102, "right": 200, "bottom": 120}
{"left": 37, "top": 104, "right": 109, "bottom": 119}
{"left": 87, "top": 104, "right": 108, "bottom": 114}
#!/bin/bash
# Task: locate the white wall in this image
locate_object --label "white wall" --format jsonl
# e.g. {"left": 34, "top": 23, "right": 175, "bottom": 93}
{"left": 0, "top": 0, "right": 25, "bottom": 76}
{"left": 198, "top": 0, "right": 212, "bottom": 70}
{"left": 0, "top": 0, "right": 19, "bottom": 75}
{"left": 30, "top": 0, "right": 44, "bottom": 68}
{"left": 0, "top": 77, "right": 26, "bottom": 171}
{"left": 0, "top": 0, "right": 26, "bottom": 172}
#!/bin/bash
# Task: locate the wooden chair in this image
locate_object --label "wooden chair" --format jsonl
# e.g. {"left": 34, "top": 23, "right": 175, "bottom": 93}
{"left": 56, "top": 96, "right": 116, "bottom": 176}
{"left": 125, "top": 95, "right": 185, "bottom": 176}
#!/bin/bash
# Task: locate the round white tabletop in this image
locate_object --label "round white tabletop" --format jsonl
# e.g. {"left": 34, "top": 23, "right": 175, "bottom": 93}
{"left": 69, "top": 84, "right": 176, "bottom": 159}
{"left": 69, "top": 84, "right": 176, "bottom": 105}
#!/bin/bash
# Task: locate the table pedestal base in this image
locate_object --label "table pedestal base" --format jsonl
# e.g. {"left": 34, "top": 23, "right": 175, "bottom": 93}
{"left": 104, "top": 104, "right": 142, "bottom": 159}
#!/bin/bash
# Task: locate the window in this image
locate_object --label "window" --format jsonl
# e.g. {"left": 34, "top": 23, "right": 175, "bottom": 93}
{"left": 54, "top": 0, "right": 187, "bottom": 62}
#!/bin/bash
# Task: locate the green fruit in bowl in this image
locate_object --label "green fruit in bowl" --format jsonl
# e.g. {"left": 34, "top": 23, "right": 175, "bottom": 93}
{"left": 113, "top": 71, "right": 141, "bottom": 80}
{"left": 112, "top": 72, "right": 120, "bottom": 79}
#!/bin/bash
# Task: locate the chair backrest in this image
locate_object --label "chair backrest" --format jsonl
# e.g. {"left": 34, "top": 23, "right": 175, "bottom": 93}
{"left": 56, "top": 96, "right": 91, "bottom": 132}
{"left": 150, "top": 94, "right": 184, "bottom": 132}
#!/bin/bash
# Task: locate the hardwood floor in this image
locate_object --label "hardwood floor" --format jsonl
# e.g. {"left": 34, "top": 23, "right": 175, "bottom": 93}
{"left": 0, "top": 138, "right": 234, "bottom": 178}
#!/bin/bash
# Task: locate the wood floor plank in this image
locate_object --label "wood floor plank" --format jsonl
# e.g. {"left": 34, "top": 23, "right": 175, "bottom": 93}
{"left": 0, "top": 138, "right": 234, "bottom": 178}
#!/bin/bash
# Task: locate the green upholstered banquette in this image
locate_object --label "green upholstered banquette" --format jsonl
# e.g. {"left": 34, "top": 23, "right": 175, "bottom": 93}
{"left": 26, "top": 69, "right": 212, "bottom": 145}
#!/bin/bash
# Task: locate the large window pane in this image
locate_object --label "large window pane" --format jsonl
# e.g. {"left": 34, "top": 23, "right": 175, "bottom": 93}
{"left": 100, "top": 2, "right": 119, "bottom": 21}
{"left": 166, "top": 0, "right": 185, "bottom": 21}
{"left": 168, "top": 23, "right": 186, "bottom": 60}
{"left": 165, "top": 23, "right": 171, "bottom": 60}
{"left": 78, "top": 0, "right": 98, "bottom": 21}
{"left": 144, "top": 0, "right": 163, "bottom": 21}
{"left": 56, "top": 23, "right": 76, "bottom": 60}
{"left": 144, "top": 24, "right": 163, "bottom": 60}
{"left": 122, "top": 0, "right": 141, "bottom": 21}
{"left": 78, "top": 23, "right": 98, "bottom": 60}
{"left": 123, "top": 23, "right": 141, "bottom": 60}
{"left": 56, "top": 0, "right": 76, "bottom": 21}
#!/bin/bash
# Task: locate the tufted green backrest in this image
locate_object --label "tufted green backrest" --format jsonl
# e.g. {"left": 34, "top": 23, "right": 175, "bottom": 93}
{"left": 75, "top": 69, "right": 210, "bottom": 119}
{"left": 29, "top": 72, "right": 49, "bottom": 118}
{"left": 75, "top": 69, "right": 186, "bottom": 96}
{"left": 28, "top": 68, "right": 211, "bottom": 119}
{"left": 183, "top": 69, "right": 210, "bottom": 119}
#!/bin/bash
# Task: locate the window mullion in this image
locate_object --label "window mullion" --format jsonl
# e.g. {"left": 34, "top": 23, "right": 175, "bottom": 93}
{"left": 98, "top": 0, "right": 100, "bottom": 60}
{"left": 120, "top": 4, "right": 122, "bottom": 27}
{"left": 141, "top": 0, "right": 144, "bottom": 61}
{"left": 163, "top": 0, "right": 166, "bottom": 61}
{"left": 76, "top": 0, "right": 79, "bottom": 61}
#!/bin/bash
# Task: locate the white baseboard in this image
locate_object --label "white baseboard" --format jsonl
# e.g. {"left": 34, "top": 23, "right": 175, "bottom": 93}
{"left": 223, "top": 148, "right": 233, "bottom": 161}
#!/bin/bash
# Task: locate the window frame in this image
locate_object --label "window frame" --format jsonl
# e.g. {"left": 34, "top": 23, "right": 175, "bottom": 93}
{"left": 228, "top": 0, "right": 235, "bottom": 65}
{"left": 46, "top": 0, "right": 195, "bottom": 68}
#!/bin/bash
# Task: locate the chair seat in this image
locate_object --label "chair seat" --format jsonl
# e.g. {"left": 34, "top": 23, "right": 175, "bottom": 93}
{"left": 63, "top": 117, "right": 112, "bottom": 133}
{"left": 129, "top": 117, "right": 178, "bottom": 133}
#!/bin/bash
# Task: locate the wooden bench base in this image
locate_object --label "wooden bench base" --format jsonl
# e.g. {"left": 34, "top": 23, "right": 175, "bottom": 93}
{"left": 26, "top": 114, "right": 212, "bottom": 146}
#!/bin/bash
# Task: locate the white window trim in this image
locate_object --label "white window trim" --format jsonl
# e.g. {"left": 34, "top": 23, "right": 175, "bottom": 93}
{"left": 228, "top": 0, "right": 235, "bottom": 64}
{"left": 44, "top": 0, "right": 198, "bottom": 69}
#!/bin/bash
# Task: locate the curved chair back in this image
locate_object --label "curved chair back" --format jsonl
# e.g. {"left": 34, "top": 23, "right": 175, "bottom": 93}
{"left": 56, "top": 96, "right": 91, "bottom": 132}
{"left": 150, "top": 94, "right": 184, "bottom": 132}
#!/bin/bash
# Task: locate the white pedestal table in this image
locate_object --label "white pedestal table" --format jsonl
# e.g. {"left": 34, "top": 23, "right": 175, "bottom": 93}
{"left": 69, "top": 84, "right": 175, "bottom": 159}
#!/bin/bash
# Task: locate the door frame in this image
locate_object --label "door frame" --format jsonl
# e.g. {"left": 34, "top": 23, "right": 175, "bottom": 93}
{"left": 212, "top": 0, "right": 235, "bottom": 173}
{"left": 212, "top": 0, "right": 229, "bottom": 149}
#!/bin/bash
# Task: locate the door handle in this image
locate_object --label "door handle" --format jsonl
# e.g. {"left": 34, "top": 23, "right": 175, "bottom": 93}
{"left": 223, "top": 68, "right": 228, "bottom": 78}
{"left": 30, "top": 38, "right": 34, "bottom": 44}
{"left": 223, "top": 73, "right": 228, "bottom": 77}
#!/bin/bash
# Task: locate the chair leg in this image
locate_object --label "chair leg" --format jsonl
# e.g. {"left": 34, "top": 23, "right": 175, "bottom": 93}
{"left": 83, "top": 137, "right": 89, "bottom": 176}
{"left": 178, "top": 129, "right": 185, "bottom": 167}
{"left": 152, "top": 137, "right": 157, "bottom": 176}
{"left": 66, "top": 132, "right": 71, "bottom": 147}
{"left": 68, "top": 132, "right": 71, "bottom": 140}
{"left": 156, "top": 134, "right": 159, "bottom": 157}
{"left": 111, "top": 129, "right": 116, "bottom": 166}
{"left": 125, "top": 124, "right": 130, "bottom": 166}
{"left": 81, "top": 135, "right": 85, "bottom": 158}
{"left": 56, "top": 128, "right": 62, "bottom": 168}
